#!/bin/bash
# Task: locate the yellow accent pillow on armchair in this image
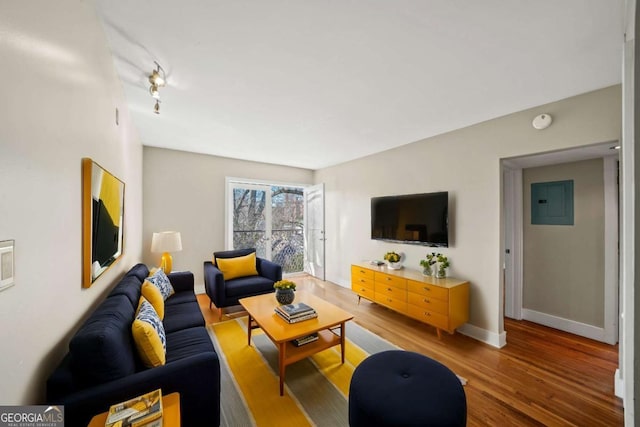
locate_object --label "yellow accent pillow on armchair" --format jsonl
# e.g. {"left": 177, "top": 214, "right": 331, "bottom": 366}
{"left": 215, "top": 252, "right": 258, "bottom": 280}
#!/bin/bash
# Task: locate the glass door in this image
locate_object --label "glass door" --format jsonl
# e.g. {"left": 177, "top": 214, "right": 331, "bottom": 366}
{"left": 230, "top": 184, "right": 269, "bottom": 258}
{"left": 228, "top": 180, "right": 305, "bottom": 274}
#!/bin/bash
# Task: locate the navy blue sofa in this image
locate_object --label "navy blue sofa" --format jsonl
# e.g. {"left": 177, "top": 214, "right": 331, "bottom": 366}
{"left": 204, "top": 248, "right": 282, "bottom": 320}
{"left": 46, "top": 264, "right": 220, "bottom": 427}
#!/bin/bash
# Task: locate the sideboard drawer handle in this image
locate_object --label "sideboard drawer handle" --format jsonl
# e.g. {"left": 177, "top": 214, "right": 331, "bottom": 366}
{"left": 423, "top": 287, "right": 430, "bottom": 291}
{"left": 425, "top": 312, "right": 431, "bottom": 317}
{"left": 387, "top": 298, "right": 392, "bottom": 302}
{"left": 360, "top": 279, "right": 365, "bottom": 282}
{"left": 424, "top": 298, "right": 430, "bottom": 303}
{"left": 387, "top": 277, "right": 392, "bottom": 281}
{"left": 387, "top": 287, "right": 392, "bottom": 291}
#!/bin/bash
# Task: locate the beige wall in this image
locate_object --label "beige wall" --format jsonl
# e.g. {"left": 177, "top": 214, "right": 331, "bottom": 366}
{"left": 523, "top": 159, "right": 605, "bottom": 327}
{"left": 314, "top": 85, "right": 621, "bottom": 340}
{"left": 0, "top": 2, "right": 143, "bottom": 403}
{"left": 143, "top": 147, "right": 314, "bottom": 286}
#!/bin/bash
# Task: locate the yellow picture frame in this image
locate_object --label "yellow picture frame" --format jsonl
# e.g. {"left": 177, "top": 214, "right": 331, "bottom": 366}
{"left": 82, "top": 158, "right": 125, "bottom": 288}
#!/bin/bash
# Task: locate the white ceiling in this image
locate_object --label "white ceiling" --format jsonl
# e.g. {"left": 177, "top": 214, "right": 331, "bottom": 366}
{"left": 92, "top": 1, "right": 624, "bottom": 170}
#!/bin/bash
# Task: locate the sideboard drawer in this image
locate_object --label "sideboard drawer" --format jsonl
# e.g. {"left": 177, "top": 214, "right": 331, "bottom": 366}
{"left": 353, "top": 285, "right": 374, "bottom": 299}
{"left": 351, "top": 265, "right": 375, "bottom": 280}
{"left": 375, "top": 272, "right": 406, "bottom": 290}
{"left": 407, "top": 280, "right": 449, "bottom": 302}
{"left": 375, "top": 292, "right": 407, "bottom": 312}
{"left": 352, "top": 275, "right": 375, "bottom": 291}
{"left": 407, "top": 305, "right": 449, "bottom": 330}
{"left": 407, "top": 292, "right": 448, "bottom": 315}
{"left": 376, "top": 284, "right": 407, "bottom": 301}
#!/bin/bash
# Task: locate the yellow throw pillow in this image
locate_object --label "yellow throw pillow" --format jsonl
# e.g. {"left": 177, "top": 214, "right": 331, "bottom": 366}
{"left": 141, "top": 280, "right": 165, "bottom": 320}
{"left": 215, "top": 252, "right": 259, "bottom": 280}
{"left": 132, "top": 297, "right": 166, "bottom": 368}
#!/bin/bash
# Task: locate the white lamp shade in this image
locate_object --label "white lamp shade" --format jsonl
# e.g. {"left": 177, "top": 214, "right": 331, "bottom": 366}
{"left": 151, "top": 231, "right": 182, "bottom": 253}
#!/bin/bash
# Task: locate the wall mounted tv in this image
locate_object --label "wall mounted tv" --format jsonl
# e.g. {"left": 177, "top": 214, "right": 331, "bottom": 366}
{"left": 371, "top": 191, "right": 449, "bottom": 247}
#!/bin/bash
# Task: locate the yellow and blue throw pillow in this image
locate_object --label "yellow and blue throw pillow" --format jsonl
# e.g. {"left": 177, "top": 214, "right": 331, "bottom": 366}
{"left": 147, "top": 268, "right": 175, "bottom": 300}
{"left": 141, "top": 280, "right": 165, "bottom": 320}
{"left": 131, "top": 297, "right": 166, "bottom": 367}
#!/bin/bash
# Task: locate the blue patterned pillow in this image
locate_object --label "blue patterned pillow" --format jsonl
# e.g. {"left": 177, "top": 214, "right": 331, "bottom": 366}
{"left": 132, "top": 298, "right": 167, "bottom": 367}
{"left": 147, "top": 268, "right": 175, "bottom": 300}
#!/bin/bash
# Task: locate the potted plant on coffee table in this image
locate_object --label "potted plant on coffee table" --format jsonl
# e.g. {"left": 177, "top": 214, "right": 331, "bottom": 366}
{"left": 274, "top": 279, "right": 296, "bottom": 304}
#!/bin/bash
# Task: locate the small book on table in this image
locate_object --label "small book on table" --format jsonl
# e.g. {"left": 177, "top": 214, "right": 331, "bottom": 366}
{"left": 105, "top": 388, "right": 163, "bottom": 427}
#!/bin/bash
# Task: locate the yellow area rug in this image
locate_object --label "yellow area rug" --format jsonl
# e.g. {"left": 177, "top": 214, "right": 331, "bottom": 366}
{"left": 207, "top": 318, "right": 400, "bottom": 427}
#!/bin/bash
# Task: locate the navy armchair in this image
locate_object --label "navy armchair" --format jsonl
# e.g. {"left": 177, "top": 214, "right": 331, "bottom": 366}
{"left": 204, "top": 248, "right": 282, "bottom": 320}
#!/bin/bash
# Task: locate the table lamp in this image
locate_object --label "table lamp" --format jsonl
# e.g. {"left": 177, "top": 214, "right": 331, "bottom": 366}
{"left": 151, "top": 231, "right": 182, "bottom": 274}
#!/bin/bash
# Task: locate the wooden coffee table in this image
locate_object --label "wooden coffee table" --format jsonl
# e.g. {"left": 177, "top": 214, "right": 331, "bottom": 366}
{"left": 239, "top": 291, "right": 354, "bottom": 395}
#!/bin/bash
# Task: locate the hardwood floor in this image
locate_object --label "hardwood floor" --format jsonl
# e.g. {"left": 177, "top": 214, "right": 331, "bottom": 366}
{"left": 197, "top": 274, "right": 624, "bottom": 426}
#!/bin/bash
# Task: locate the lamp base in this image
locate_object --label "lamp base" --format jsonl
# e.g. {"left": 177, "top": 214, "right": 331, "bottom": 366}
{"left": 160, "top": 252, "right": 173, "bottom": 274}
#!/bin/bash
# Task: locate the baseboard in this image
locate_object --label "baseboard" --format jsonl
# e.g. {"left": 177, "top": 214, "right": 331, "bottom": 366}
{"left": 332, "top": 276, "right": 350, "bottom": 288}
{"left": 457, "top": 323, "right": 506, "bottom": 348}
{"left": 614, "top": 368, "right": 624, "bottom": 399}
{"left": 522, "top": 308, "right": 607, "bottom": 342}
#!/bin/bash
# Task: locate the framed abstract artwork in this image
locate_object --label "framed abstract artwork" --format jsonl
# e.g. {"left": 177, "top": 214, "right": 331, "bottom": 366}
{"left": 82, "top": 158, "right": 125, "bottom": 288}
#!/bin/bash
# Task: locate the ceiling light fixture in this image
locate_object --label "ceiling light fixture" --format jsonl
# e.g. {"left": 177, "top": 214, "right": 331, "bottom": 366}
{"left": 149, "top": 84, "right": 160, "bottom": 99}
{"left": 148, "top": 61, "right": 166, "bottom": 114}
{"left": 149, "top": 61, "right": 166, "bottom": 87}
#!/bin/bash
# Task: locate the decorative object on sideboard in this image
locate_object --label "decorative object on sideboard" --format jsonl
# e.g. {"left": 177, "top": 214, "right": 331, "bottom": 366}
{"left": 274, "top": 279, "right": 296, "bottom": 304}
{"left": 436, "top": 253, "right": 450, "bottom": 278}
{"left": 384, "top": 251, "right": 403, "bottom": 270}
{"left": 419, "top": 252, "right": 438, "bottom": 276}
{"left": 148, "top": 61, "right": 166, "bottom": 114}
{"left": 82, "top": 158, "right": 125, "bottom": 288}
{"left": 151, "top": 231, "right": 182, "bottom": 274}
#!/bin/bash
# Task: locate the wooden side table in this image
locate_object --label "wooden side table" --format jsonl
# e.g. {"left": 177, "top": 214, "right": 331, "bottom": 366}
{"left": 87, "top": 392, "right": 181, "bottom": 427}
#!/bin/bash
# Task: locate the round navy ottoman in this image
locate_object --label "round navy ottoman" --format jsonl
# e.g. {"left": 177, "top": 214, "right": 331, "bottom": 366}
{"left": 349, "top": 350, "right": 466, "bottom": 426}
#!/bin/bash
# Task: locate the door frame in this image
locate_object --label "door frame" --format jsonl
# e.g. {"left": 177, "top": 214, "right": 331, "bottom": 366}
{"left": 502, "top": 154, "right": 619, "bottom": 344}
{"left": 502, "top": 163, "right": 523, "bottom": 320}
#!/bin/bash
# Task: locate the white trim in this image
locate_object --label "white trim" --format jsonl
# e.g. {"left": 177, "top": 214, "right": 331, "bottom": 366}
{"left": 620, "top": 17, "right": 635, "bottom": 423}
{"left": 522, "top": 308, "right": 608, "bottom": 342}
{"left": 615, "top": 368, "right": 624, "bottom": 399}
{"left": 502, "top": 166, "right": 523, "bottom": 320}
{"left": 603, "top": 156, "right": 619, "bottom": 345}
{"left": 457, "top": 323, "right": 507, "bottom": 348}
{"left": 225, "top": 176, "right": 310, "bottom": 189}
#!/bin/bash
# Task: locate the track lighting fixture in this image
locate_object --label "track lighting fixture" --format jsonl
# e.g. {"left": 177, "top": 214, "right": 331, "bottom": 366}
{"left": 149, "top": 84, "right": 160, "bottom": 99}
{"left": 148, "top": 61, "right": 166, "bottom": 114}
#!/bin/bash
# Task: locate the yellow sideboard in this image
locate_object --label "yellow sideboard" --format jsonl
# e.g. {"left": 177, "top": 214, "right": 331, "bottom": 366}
{"left": 351, "top": 263, "right": 470, "bottom": 338}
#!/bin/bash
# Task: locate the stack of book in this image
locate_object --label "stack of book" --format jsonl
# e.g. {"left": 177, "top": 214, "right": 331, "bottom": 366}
{"left": 274, "top": 302, "right": 317, "bottom": 323}
{"left": 105, "top": 389, "right": 163, "bottom": 427}
{"left": 292, "top": 333, "right": 319, "bottom": 347}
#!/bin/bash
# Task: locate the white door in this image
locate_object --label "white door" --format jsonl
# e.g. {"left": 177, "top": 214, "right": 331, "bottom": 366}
{"left": 304, "top": 183, "right": 325, "bottom": 280}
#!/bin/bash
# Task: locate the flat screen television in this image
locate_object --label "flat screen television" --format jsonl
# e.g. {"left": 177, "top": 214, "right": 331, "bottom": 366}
{"left": 371, "top": 191, "right": 448, "bottom": 247}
